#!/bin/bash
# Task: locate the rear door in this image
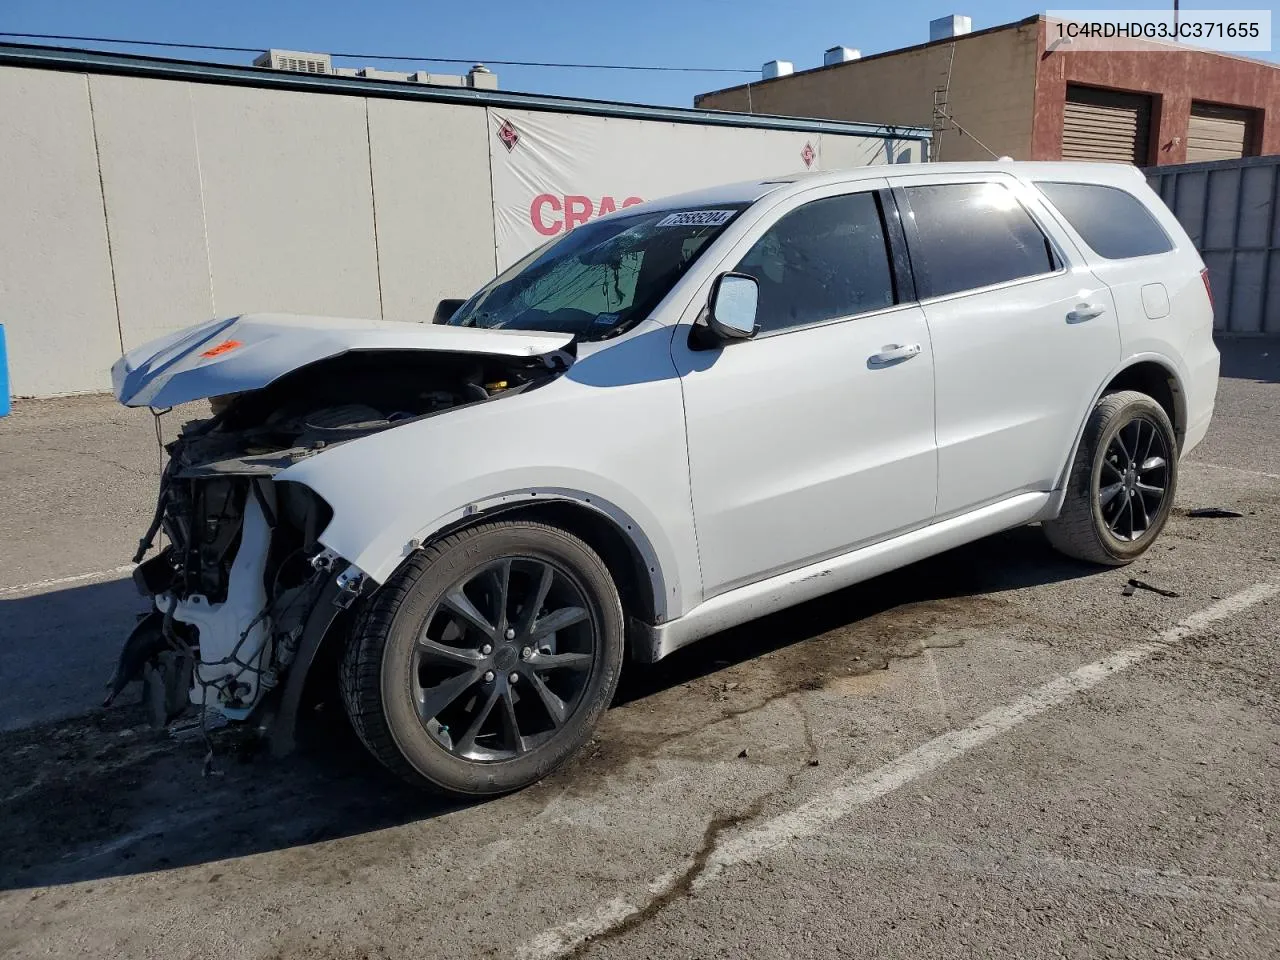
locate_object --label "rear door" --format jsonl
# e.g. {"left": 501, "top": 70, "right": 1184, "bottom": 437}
{"left": 888, "top": 171, "right": 1120, "bottom": 517}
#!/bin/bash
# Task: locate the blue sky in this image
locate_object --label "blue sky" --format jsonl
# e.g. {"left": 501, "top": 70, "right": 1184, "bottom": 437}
{"left": 2, "top": 0, "right": 1275, "bottom": 105}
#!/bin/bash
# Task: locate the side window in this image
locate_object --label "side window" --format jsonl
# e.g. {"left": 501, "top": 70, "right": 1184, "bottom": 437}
{"left": 903, "top": 182, "right": 1058, "bottom": 299}
{"left": 1036, "top": 181, "right": 1174, "bottom": 259}
{"left": 734, "top": 192, "right": 896, "bottom": 334}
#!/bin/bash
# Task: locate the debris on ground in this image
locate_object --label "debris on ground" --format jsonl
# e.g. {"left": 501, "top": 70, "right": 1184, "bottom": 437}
{"left": 807, "top": 758, "right": 820, "bottom": 767}
{"left": 737, "top": 748, "right": 749, "bottom": 759}
{"left": 1122, "top": 578, "right": 1180, "bottom": 598}
{"left": 1186, "top": 507, "right": 1245, "bottom": 519}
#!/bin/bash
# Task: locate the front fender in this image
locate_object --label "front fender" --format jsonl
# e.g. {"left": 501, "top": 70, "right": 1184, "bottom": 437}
{"left": 329, "top": 479, "right": 677, "bottom": 621}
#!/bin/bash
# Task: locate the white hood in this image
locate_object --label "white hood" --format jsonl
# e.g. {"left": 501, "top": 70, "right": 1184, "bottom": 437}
{"left": 111, "top": 313, "right": 576, "bottom": 408}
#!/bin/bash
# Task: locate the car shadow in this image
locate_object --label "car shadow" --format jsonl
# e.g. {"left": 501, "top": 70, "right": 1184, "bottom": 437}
{"left": 1216, "top": 336, "right": 1279, "bottom": 384}
{"left": 0, "top": 524, "right": 1094, "bottom": 891}
{"left": 0, "top": 577, "right": 154, "bottom": 734}
{"left": 615, "top": 523, "right": 1092, "bottom": 704}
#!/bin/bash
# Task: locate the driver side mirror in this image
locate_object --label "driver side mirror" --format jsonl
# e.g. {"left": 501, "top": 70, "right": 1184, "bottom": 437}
{"left": 432, "top": 298, "right": 466, "bottom": 325}
{"left": 706, "top": 273, "right": 760, "bottom": 341}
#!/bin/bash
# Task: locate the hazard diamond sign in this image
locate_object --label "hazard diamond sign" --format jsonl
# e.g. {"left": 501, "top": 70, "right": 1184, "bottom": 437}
{"left": 497, "top": 119, "right": 520, "bottom": 152}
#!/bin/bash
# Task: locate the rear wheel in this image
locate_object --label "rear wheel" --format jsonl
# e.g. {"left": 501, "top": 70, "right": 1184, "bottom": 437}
{"left": 340, "top": 520, "right": 624, "bottom": 796}
{"left": 1045, "top": 390, "right": 1178, "bottom": 566}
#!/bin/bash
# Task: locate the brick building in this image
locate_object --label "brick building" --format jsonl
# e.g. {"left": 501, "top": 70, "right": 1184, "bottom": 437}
{"left": 695, "top": 14, "right": 1280, "bottom": 165}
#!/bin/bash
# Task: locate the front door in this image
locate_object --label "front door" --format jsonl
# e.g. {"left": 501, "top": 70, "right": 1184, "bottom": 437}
{"left": 671, "top": 185, "right": 938, "bottom": 599}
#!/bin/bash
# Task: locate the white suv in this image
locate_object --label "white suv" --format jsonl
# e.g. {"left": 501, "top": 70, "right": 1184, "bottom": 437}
{"left": 110, "top": 161, "right": 1218, "bottom": 796}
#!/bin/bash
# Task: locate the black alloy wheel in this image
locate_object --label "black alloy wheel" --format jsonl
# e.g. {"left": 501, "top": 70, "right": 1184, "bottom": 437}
{"left": 1044, "top": 390, "right": 1179, "bottom": 566}
{"left": 1097, "top": 415, "right": 1171, "bottom": 543}
{"left": 340, "top": 520, "right": 625, "bottom": 796}
{"left": 413, "top": 557, "right": 596, "bottom": 761}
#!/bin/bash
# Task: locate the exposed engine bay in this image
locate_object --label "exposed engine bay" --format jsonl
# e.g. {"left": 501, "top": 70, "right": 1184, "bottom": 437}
{"left": 108, "top": 349, "right": 565, "bottom": 732}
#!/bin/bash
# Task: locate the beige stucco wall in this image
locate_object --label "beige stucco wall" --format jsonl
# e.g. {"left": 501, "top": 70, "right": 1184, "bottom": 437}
{"left": 0, "top": 68, "right": 498, "bottom": 398}
{"left": 0, "top": 69, "right": 121, "bottom": 397}
{"left": 190, "top": 84, "right": 384, "bottom": 323}
{"left": 366, "top": 98, "right": 497, "bottom": 323}
{"left": 90, "top": 75, "right": 216, "bottom": 352}
{"left": 696, "top": 22, "right": 1040, "bottom": 164}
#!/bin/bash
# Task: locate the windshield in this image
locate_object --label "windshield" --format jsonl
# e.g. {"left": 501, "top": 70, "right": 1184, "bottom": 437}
{"left": 447, "top": 204, "right": 749, "bottom": 340}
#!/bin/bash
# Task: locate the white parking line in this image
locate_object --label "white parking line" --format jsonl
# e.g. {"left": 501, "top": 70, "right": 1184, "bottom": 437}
{"left": 0, "top": 564, "right": 135, "bottom": 598}
{"left": 517, "top": 583, "right": 1279, "bottom": 960}
{"left": 1189, "top": 460, "right": 1280, "bottom": 481}
{"left": 814, "top": 836, "right": 1280, "bottom": 908}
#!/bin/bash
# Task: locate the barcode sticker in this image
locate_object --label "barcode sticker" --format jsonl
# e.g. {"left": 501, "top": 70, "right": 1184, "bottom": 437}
{"left": 654, "top": 210, "right": 737, "bottom": 228}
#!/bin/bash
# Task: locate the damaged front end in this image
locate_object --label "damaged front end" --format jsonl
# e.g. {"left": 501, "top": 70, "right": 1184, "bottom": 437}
{"left": 111, "top": 458, "right": 348, "bottom": 731}
{"left": 106, "top": 313, "right": 575, "bottom": 745}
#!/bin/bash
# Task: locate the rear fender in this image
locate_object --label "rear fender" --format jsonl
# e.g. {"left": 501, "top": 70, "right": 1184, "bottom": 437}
{"left": 1042, "top": 353, "right": 1186, "bottom": 519}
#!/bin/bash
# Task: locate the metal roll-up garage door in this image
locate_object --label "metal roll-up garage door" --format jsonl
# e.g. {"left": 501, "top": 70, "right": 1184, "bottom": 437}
{"left": 1062, "top": 85, "right": 1152, "bottom": 164}
{"left": 1186, "top": 102, "right": 1255, "bottom": 162}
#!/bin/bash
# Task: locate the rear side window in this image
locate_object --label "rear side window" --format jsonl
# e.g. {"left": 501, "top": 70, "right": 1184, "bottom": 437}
{"left": 734, "top": 192, "right": 896, "bottom": 334}
{"left": 1036, "top": 181, "right": 1174, "bottom": 260}
{"left": 902, "top": 182, "right": 1058, "bottom": 299}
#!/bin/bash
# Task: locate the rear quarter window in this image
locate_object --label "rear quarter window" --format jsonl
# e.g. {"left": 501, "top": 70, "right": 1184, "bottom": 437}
{"left": 1035, "top": 181, "right": 1174, "bottom": 260}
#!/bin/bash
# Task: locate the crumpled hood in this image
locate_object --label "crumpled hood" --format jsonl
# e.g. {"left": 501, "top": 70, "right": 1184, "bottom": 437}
{"left": 111, "top": 313, "right": 576, "bottom": 408}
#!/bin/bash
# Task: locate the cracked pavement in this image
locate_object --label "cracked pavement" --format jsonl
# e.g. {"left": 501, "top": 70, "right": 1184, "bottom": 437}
{"left": 0, "top": 339, "right": 1278, "bottom": 960}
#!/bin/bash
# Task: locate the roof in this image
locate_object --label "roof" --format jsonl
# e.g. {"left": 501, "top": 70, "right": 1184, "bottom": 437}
{"left": 698, "top": 13, "right": 1280, "bottom": 103}
{"left": 614, "top": 160, "right": 1151, "bottom": 215}
{"left": 696, "top": 15, "right": 1041, "bottom": 102}
{"left": 0, "top": 41, "right": 931, "bottom": 143}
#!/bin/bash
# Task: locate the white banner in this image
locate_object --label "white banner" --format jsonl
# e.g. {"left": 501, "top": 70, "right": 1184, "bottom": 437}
{"left": 486, "top": 108, "right": 918, "bottom": 269}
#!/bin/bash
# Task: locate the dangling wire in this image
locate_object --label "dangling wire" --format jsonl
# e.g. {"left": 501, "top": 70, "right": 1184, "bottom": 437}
{"left": 150, "top": 406, "right": 173, "bottom": 555}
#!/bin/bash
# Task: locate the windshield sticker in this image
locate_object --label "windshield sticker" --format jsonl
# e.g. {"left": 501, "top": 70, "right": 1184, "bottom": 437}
{"left": 592, "top": 312, "right": 621, "bottom": 327}
{"left": 654, "top": 210, "right": 737, "bottom": 228}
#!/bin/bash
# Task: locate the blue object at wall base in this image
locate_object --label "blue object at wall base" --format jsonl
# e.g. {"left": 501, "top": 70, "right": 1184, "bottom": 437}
{"left": 0, "top": 323, "right": 9, "bottom": 417}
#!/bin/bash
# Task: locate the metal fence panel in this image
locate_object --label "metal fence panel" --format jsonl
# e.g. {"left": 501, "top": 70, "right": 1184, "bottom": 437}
{"left": 1146, "top": 155, "right": 1280, "bottom": 335}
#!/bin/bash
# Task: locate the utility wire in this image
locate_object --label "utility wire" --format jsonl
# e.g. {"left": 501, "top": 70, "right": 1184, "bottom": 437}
{"left": 0, "top": 32, "right": 759, "bottom": 73}
{"left": 933, "top": 105, "right": 1000, "bottom": 159}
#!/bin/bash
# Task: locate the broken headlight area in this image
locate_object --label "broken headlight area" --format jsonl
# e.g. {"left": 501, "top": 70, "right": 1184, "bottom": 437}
{"left": 108, "top": 473, "right": 343, "bottom": 727}
{"left": 109, "top": 351, "right": 555, "bottom": 729}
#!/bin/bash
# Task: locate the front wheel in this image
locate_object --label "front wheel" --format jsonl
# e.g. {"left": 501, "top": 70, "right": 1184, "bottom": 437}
{"left": 340, "top": 520, "right": 625, "bottom": 796}
{"left": 1045, "top": 390, "right": 1178, "bottom": 566}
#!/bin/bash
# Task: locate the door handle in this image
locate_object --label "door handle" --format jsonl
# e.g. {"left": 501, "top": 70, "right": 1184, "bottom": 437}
{"left": 1067, "top": 303, "right": 1107, "bottom": 323}
{"left": 868, "top": 343, "right": 922, "bottom": 367}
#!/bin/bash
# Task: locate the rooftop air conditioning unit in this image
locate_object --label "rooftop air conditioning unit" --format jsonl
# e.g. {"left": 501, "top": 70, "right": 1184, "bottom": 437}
{"left": 929, "top": 15, "right": 972, "bottom": 41}
{"left": 253, "top": 49, "right": 333, "bottom": 75}
{"left": 824, "top": 46, "right": 862, "bottom": 66}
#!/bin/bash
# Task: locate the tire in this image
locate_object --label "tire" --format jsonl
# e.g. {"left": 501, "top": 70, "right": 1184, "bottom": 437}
{"left": 1045, "top": 390, "right": 1178, "bottom": 566}
{"left": 340, "top": 520, "right": 625, "bottom": 797}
